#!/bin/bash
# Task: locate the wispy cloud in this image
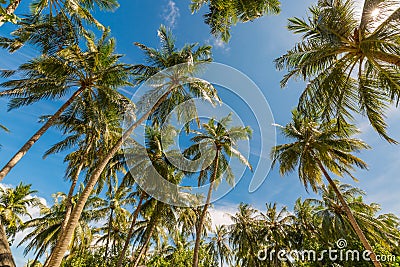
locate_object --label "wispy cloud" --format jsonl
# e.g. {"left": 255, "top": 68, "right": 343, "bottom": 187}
{"left": 208, "top": 203, "right": 237, "bottom": 229}
{"left": 207, "top": 37, "right": 231, "bottom": 52}
{"left": 162, "top": 0, "right": 180, "bottom": 28}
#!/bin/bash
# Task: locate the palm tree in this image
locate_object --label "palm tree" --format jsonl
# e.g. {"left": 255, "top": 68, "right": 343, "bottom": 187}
{"left": 258, "top": 203, "right": 295, "bottom": 266}
{"left": 117, "top": 125, "right": 177, "bottom": 266}
{"left": 310, "top": 181, "right": 400, "bottom": 248}
{"left": 43, "top": 94, "right": 128, "bottom": 237}
{"left": 0, "top": 32, "right": 132, "bottom": 181}
{"left": 190, "top": 0, "right": 281, "bottom": 42}
{"left": 271, "top": 110, "right": 382, "bottom": 266}
{"left": 45, "top": 25, "right": 219, "bottom": 267}
{"left": 0, "top": 0, "right": 118, "bottom": 28}
{"left": 186, "top": 114, "right": 252, "bottom": 267}
{"left": 131, "top": 198, "right": 177, "bottom": 267}
{"left": 206, "top": 225, "right": 231, "bottom": 267}
{"left": 94, "top": 183, "right": 132, "bottom": 263}
{"left": 275, "top": 0, "right": 400, "bottom": 143}
{"left": 19, "top": 188, "right": 105, "bottom": 267}
{"left": 229, "top": 203, "right": 260, "bottom": 267}
{"left": 0, "top": 183, "right": 41, "bottom": 267}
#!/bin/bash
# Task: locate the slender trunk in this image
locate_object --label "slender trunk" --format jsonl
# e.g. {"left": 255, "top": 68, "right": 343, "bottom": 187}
{"left": 0, "top": 0, "right": 22, "bottom": 26}
{"left": 0, "top": 87, "right": 85, "bottom": 181}
{"left": 317, "top": 160, "right": 382, "bottom": 267}
{"left": 59, "top": 159, "right": 85, "bottom": 236}
{"left": 117, "top": 192, "right": 145, "bottom": 266}
{"left": 132, "top": 220, "right": 156, "bottom": 267}
{"left": 104, "top": 208, "right": 114, "bottom": 262}
{"left": 45, "top": 91, "right": 171, "bottom": 267}
{"left": 0, "top": 221, "right": 15, "bottom": 267}
{"left": 192, "top": 150, "right": 219, "bottom": 267}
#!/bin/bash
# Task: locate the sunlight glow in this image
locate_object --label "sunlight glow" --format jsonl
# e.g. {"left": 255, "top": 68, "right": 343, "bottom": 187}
{"left": 371, "top": 8, "right": 380, "bottom": 19}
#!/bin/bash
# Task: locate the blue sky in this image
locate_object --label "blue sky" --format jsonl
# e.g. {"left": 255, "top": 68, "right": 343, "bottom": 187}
{"left": 0, "top": 0, "right": 399, "bottom": 265}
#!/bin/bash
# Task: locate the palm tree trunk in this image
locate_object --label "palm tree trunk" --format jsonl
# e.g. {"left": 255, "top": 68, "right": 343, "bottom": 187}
{"left": 316, "top": 160, "right": 382, "bottom": 267}
{"left": 104, "top": 208, "right": 114, "bottom": 262}
{"left": 132, "top": 221, "right": 156, "bottom": 267}
{"left": 0, "top": 87, "right": 85, "bottom": 181}
{"left": 192, "top": 150, "right": 219, "bottom": 267}
{"left": 117, "top": 192, "right": 145, "bottom": 266}
{"left": 59, "top": 159, "right": 85, "bottom": 236}
{"left": 0, "top": 221, "right": 15, "bottom": 267}
{"left": 45, "top": 91, "right": 171, "bottom": 267}
{"left": 0, "top": 0, "right": 22, "bottom": 26}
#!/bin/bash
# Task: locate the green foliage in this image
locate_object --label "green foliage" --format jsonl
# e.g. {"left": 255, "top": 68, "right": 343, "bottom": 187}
{"left": 191, "top": 0, "right": 281, "bottom": 42}
{"left": 276, "top": 0, "right": 400, "bottom": 143}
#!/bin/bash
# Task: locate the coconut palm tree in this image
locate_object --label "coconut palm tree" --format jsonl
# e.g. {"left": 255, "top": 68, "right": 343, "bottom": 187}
{"left": 117, "top": 124, "right": 177, "bottom": 266}
{"left": 0, "top": 32, "right": 132, "bottom": 181}
{"left": 258, "top": 203, "right": 295, "bottom": 266}
{"left": 0, "top": 0, "right": 118, "bottom": 28}
{"left": 43, "top": 93, "right": 128, "bottom": 237}
{"left": 45, "top": 25, "right": 219, "bottom": 267}
{"left": 186, "top": 114, "right": 252, "bottom": 267}
{"left": 309, "top": 181, "right": 400, "bottom": 248}
{"left": 190, "top": 0, "right": 281, "bottom": 42}
{"left": 229, "top": 203, "right": 260, "bottom": 267}
{"left": 94, "top": 183, "right": 132, "bottom": 263}
{"left": 0, "top": 183, "right": 41, "bottom": 267}
{"left": 206, "top": 225, "right": 231, "bottom": 267}
{"left": 19, "top": 188, "right": 105, "bottom": 267}
{"left": 275, "top": 0, "right": 400, "bottom": 143}
{"left": 271, "top": 110, "right": 382, "bottom": 266}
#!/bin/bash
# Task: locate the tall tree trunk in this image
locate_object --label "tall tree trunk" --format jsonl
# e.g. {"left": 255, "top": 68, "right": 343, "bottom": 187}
{"left": 0, "top": 87, "right": 85, "bottom": 181}
{"left": 117, "top": 192, "right": 145, "bottom": 266}
{"left": 59, "top": 158, "right": 86, "bottom": 236}
{"left": 45, "top": 91, "right": 171, "bottom": 267}
{"left": 192, "top": 150, "right": 219, "bottom": 267}
{"left": 0, "top": 221, "right": 15, "bottom": 267}
{"left": 104, "top": 208, "right": 114, "bottom": 262}
{"left": 0, "top": 0, "right": 22, "bottom": 26}
{"left": 132, "top": 219, "right": 156, "bottom": 267}
{"left": 317, "top": 160, "right": 382, "bottom": 267}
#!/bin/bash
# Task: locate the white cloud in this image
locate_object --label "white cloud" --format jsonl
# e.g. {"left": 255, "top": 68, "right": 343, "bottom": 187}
{"left": 206, "top": 37, "right": 231, "bottom": 52}
{"left": 162, "top": 0, "right": 180, "bottom": 28}
{"left": 209, "top": 203, "right": 237, "bottom": 229}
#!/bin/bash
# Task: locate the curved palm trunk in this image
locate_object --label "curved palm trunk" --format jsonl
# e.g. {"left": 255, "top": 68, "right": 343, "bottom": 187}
{"left": 192, "top": 150, "right": 219, "bottom": 267}
{"left": 132, "top": 218, "right": 157, "bottom": 267}
{"left": 0, "top": 0, "right": 22, "bottom": 26}
{"left": 45, "top": 92, "right": 171, "bottom": 267}
{"left": 0, "top": 221, "right": 15, "bottom": 267}
{"left": 104, "top": 208, "right": 114, "bottom": 262}
{"left": 117, "top": 192, "right": 145, "bottom": 266}
{"left": 59, "top": 159, "right": 85, "bottom": 236}
{"left": 0, "top": 87, "right": 85, "bottom": 181}
{"left": 317, "top": 160, "right": 382, "bottom": 267}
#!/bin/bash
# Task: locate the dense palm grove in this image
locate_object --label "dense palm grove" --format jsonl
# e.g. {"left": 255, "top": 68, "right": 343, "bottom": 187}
{"left": 0, "top": 0, "right": 399, "bottom": 266}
